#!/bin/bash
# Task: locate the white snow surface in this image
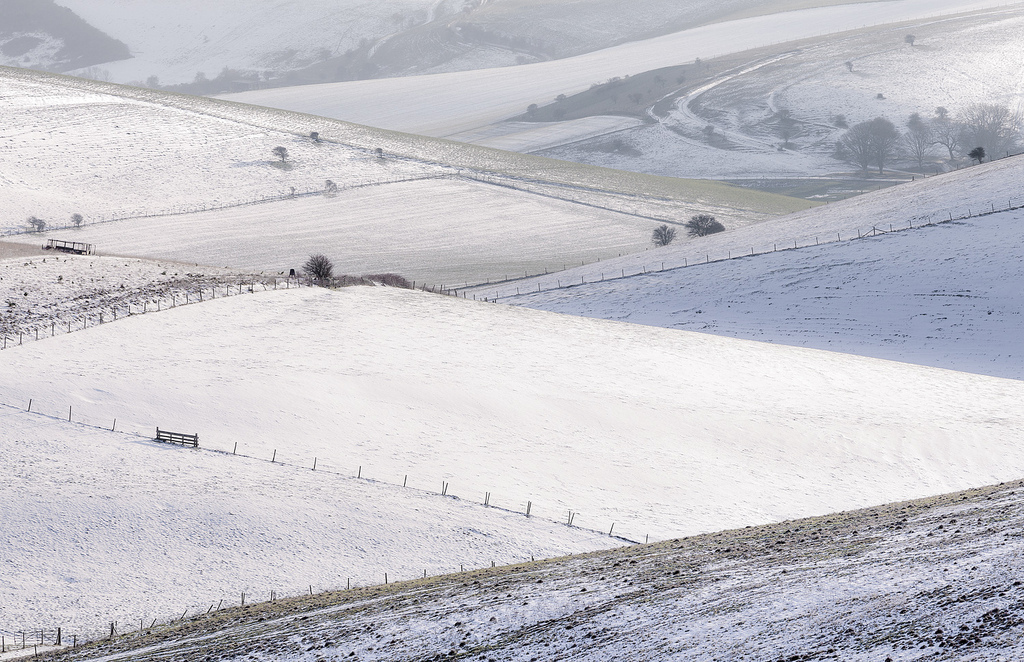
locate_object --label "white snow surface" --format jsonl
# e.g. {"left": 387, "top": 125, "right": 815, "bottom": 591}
{"left": 0, "top": 403, "right": 615, "bottom": 637}
{"left": 0, "top": 66, "right": 806, "bottom": 283}
{"left": 470, "top": 157, "right": 1024, "bottom": 378}
{"left": 221, "top": 0, "right": 1021, "bottom": 137}
{"left": 2, "top": 286, "right": 1024, "bottom": 564}
{"left": 6, "top": 178, "right": 659, "bottom": 285}
{"left": 471, "top": 156, "right": 1023, "bottom": 296}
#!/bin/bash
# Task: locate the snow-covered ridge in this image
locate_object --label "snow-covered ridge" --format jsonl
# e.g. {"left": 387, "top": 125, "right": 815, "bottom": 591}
{"left": 50, "top": 479, "right": 1024, "bottom": 661}
{"left": 222, "top": 0, "right": 1021, "bottom": 137}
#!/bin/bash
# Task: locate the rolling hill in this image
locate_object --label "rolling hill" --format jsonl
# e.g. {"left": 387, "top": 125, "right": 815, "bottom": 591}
{"left": 0, "top": 65, "right": 811, "bottom": 284}
{"left": 220, "top": 0, "right": 1015, "bottom": 137}
{"left": 3, "top": 278, "right": 1024, "bottom": 638}
{"left": 469, "top": 156, "right": 1024, "bottom": 378}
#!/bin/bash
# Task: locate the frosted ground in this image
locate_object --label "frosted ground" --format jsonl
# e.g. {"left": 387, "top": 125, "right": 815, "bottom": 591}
{"left": 470, "top": 156, "right": 1022, "bottom": 297}
{"left": 40, "top": 479, "right": 1024, "bottom": 661}
{"left": 3, "top": 281, "right": 1024, "bottom": 595}
{"left": 542, "top": 6, "right": 1024, "bottom": 179}
{"left": 480, "top": 159, "right": 1024, "bottom": 380}
{"left": 0, "top": 401, "right": 616, "bottom": 637}
{"left": 223, "top": 0, "right": 1017, "bottom": 137}
{"left": 0, "top": 66, "right": 809, "bottom": 283}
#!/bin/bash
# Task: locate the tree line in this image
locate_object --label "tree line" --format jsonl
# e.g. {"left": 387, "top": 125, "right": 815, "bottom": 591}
{"left": 834, "top": 103, "right": 1022, "bottom": 174}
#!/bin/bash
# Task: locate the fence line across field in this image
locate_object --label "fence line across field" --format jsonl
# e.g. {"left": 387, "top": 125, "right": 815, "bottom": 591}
{"left": 0, "top": 398, "right": 644, "bottom": 653}
{"left": 462, "top": 192, "right": 1023, "bottom": 303}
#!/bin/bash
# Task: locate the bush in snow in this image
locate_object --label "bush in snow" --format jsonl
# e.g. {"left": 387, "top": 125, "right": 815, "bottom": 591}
{"left": 685, "top": 214, "right": 724, "bottom": 238}
{"left": 652, "top": 224, "right": 677, "bottom": 247}
{"left": 303, "top": 253, "right": 334, "bottom": 283}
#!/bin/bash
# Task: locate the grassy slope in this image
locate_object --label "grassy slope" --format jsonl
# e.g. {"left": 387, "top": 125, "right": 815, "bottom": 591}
{"left": 51, "top": 478, "right": 1024, "bottom": 661}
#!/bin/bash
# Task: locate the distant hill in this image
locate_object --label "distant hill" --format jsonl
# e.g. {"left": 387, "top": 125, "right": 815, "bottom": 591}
{"left": 0, "top": 0, "right": 129, "bottom": 72}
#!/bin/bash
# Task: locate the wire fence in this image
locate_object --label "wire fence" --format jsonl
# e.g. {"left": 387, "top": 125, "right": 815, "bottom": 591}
{"left": 0, "top": 276, "right": 312, "bottom": 351}
{"left": 1, "top": 389, "right": 644, "bottom": 651}
{"left": 464, "top": 191, "right": 1024, "bottom": 302}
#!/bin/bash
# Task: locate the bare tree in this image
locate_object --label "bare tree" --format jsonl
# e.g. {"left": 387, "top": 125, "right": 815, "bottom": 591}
{"left": 71, "top": 213, "right": 84, "bottom": 227}
{"left": 324, "top": 180, "right": 338, "bottom": 197}
{"left": 844, "top": 60, "right": 854, "bottom": 72}
{"left": 904, "top": 34, "right": 916, "bottom": 46}
{"left": 27, "top": 216, "right": 46, "bottom": 232}
{"left": 272, "top": 146, "right": 289, "bottom": 162}
{"left": 303, "top": 253, "right": 334, "bottom": 283}
{"left": 931, "top": 116, "right": 962, "bottom": 162}
{"left": 837, "top": 117, "right": 900, "bottom": 174}
{"left": 652, "top": 224, "right": 677, "bottom": 247}
{"left": 836, "top": 121, "right": 873, "bottom": 172}
{"left": 903, "top": 113, "right": 934, "bottom": 170}
{"left": 685, "top": 214, "right": 725, "bottom": 238}
{"left": 958, "top": 103, "right": 1021, "bottom": 160}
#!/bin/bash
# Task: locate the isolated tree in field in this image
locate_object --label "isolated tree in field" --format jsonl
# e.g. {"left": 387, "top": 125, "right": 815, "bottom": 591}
{"left": 685, "top": 214, "right": 724, "bottom": 238}
{"left": 27, "top": 216, "right": 46, "bottom": 232}
{"left": 324, "top": 180, "right": 338, "bottom": 197}
{"left": 958, "top": 103, "right": 1021, "bottom": 160}
{"left": 844, "top": 60, "right": 854, "bottom": 72}
{"left": 904, "top": 34, "right": 916, "bottom": 46}
{"left": 304, "top": 253, "right": 334, "bottom": 283}
{"left": 968, "top": 146, "right": 986, "bottom": 164}
{"left": 309, "top": 131, "right": 320, "bottom": 142}
{"left": 837, "top": 117, "right": 900, "bottom": 174}
{"left": 652, "top": 224, "right": 677, "bottom": 247}
{"left": 903, "top": 112, "right": 934, "bottom": 170}
{"left": 272, "top": 146, "right": 289, "bottom": 162}
{"left": 71, "top": 213, "right": 83, "bottom": 227}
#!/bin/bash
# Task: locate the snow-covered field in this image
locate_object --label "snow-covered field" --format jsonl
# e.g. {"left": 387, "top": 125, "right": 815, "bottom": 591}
{"left": 513, "top": 207, "right": 1024, "bottom": 380}
{"left": 52, "top": 479, "right": 1024, "bottom": 661}
{"left": 467, "top": 157, "right": 1024, "bottom": 378}
{"left": 0, "top": 66, "right": 808, "bottom": 281}
{"left": 3, "top": 285, "right": 1024, "bottom": 562}
{"left": 0, "top": 402, "right": 615, "bottom": 637}
{"left": 471, "top": 156, "right": 1023, "bottom": 297}
{"left": 7, "top": 179, "right": 663, "bottom": 285}
{"left": 543, "top": 6, "right": 1024, "bottom": 179}
{"left": 222, "top": 0, "right": 1020, "bottom": 137}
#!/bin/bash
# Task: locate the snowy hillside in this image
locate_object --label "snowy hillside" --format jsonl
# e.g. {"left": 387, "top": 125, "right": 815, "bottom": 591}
{"left": 50, "top": 479, "right": 1024, "bottom": 661}
{"left": 0, "top": 0, "right": 129, "bottom": 73}
{"left": 0, "top": 66, "right": 811, "bottom": 283}
{"left": 3, "top": 285, "right": 1024, "bottom": 553}
{"left": 52, "top": 0, "right": 881, "bottom": 87}
{"left": 55, "top": 0, "right": 441, "bottom": 85}
{"left": 541, "top": 6, "right": 1024, "bottom": 181}
{"left": 469, "top": 157, "right": 1024, "bottom": 378}
{"left": 0, "top": 402, "right": 616, "bottom": 637}
{"left": 221, "top": 0, "right": 1016, "bottom": 137}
